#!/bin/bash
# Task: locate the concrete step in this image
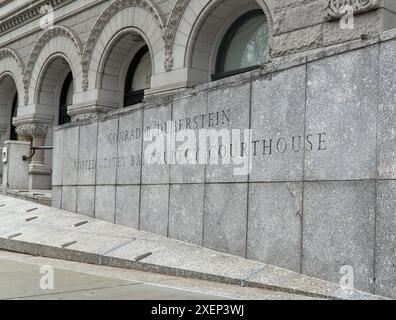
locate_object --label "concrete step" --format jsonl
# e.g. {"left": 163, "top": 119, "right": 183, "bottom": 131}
{"left": 0, "top": 194, "right": 386, "bottom": 300}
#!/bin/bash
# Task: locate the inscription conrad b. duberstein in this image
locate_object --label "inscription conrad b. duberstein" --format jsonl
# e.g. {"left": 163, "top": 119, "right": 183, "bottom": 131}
{"left": 74, "top": 109, "right": 327, "bottom": 173}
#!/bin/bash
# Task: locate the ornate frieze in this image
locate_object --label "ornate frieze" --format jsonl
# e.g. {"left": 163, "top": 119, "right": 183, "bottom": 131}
{"left": 326, "top": 0, "right": 380, "bottom": 20}
{"left": 0, "top": 0, "right": 74, "bottom": 36}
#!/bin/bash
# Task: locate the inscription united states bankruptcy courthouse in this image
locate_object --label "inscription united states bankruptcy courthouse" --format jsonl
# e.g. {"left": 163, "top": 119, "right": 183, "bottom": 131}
{"left": 73, "top": 109, "right": 328, "bottom": 173}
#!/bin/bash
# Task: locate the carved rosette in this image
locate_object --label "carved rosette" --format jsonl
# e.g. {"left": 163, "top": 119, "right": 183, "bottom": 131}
{"left": 326, "top": 0, "right": 380, "bottom": 20}
{"left": 15, "top": 124, "right": 49, "bottom": 138}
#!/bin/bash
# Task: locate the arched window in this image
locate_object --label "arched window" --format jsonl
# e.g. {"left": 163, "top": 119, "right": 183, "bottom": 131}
{"left": 124, "top": 45, "right": 151, "bottom": 107}
{"left": 214, "top": 10, "right": 269, "bottom": 81}
{"left": 10, "top": 93, "right": 18, "bottom": 141}
{"left": 59, "top": 72, "right": 73, "bottom": 125}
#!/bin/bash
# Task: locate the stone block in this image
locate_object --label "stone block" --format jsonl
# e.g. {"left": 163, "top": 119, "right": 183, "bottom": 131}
{"left": 247, "top": 182, "right": 302, "bottom": 272}
{"left": 95, "top": 186, "right": 115, "bottom": 223}
{"left": 76, "top": 186, "right": 95, "bottom": 218}
{"left": 170, "top": 92, "right": 207, "bottom": 183}
{"left": 203, "top": 183, "right": 248, "bottom": 256}
{"left": 142, "top": 103, "right": 171, "bottom": 184}
{"left": 169, "top": 184, "right": 204, "bottom": 246}
{"left": 96, "top": 116, "right": 119, "bottom": 185}
{"left": 51, "top": 186, "right": 62, "bottom": 209}
{"left": 140, "top": 184, "right": 169, "bottom": 236}
{"left": 305, "top": 46, "right": 378, "bottom": 180}
{"left": 375, "top": 180, "right": 396, "bottom": 298}
{"left": 116, "top": 109, "right": 143, "bottom": 185}
{"left": 206, "top": 83, "right": 250, "bottom": 183}
{"left": 62, "top": 126, "right": 79, "bottom": 186}
{"left": 250, "top": 66, "right": 306, "bottom": 182}
{"left": 302, "top": 181, "right": 376, "bottom": 293}
{"left": 61, "top": 186, "right": 77, "bottom": 212}
{"left": 378, "top": 39, "right": 396, "bottom": 179}
{"left": 77, "top": 121, "right": 98, "bottom": 186}
{"left": 115, "top": 185, "right": 140, "bottom": 229}
{"left": 52, "top": 129, "right": 63, "bottom": 186}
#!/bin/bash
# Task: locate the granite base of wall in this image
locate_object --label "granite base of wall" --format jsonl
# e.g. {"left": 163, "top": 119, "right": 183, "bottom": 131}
{"left": 52, "top": 39, "right": 396, "bottom": 298}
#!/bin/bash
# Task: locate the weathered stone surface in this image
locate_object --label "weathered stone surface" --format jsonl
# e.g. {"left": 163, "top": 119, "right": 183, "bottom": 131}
{"left": 378, "top": 39, "right": 396, "bottom": 179}
{"left": 272, "top": 24, "right": 323, "bottom": 57}
{"left": 206, "top": 83, "right": 250, "bottom": 183}
{"left": 51, "top": 186, "right": 62, "bottom": 209}
{"left": 247, "top": 182, "right": 302, "bottom": 272}
{"left": 62, "top": 126, "right": 79, "bottom": 186}
{"left": 203, "top": 184, "right": 248, "bottom": 257}
{"left": 52, "top": 129, "right": 63, "bottom": 186}
{"left": 115, "top": 185, "right": 140, "bottom": 229}
{"left": 76, "top": 186, "right": 95, "bottom": 218}
{"left": 170, "top": 93, "right": 207, "bottom": 184}
{"left": 2, "top": 141, "right": 30, "bottom": 190}
{"left": 251, "top": 66, "right": 306, "bottom": 182}
{"left": 142, "top": 104, "right": 171, "bottom": 184}
{"left": 140, "top": 185, "right": 169, "bottom": 236}
{"left": 273, "top": 1, "right": 325, "bottom": 34}
{"left": 77, "top": 121, "right": 97, "bottom": 186}
{"left": 375, "top": 180, "right": 396, "bottom": 298}
{"left": 302, "top": 181, "right": 376, "bottom": 293}
{"left": 94, "top": 186, "right": 115, "bottom": 223}
{"left": 169, "top": 184, "right": 204, "bottom": 246}
{"left": 305, "top": 46, "right": 378, "bottom": 180}
{"left": 116, "top": 109, "right": 143, "bottom": 185}
{"left": 61, "top": 186, "right": 77, "bottom": 212}
{"left": 96, "top": 117, "right": 118, "bottom": 185}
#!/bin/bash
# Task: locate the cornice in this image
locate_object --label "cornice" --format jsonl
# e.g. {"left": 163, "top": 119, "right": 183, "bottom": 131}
{"left": 0, "top": 0, "right": 74, "bottom": 36}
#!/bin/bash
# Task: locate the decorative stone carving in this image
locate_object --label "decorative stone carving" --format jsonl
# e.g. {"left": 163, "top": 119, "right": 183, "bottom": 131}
{"left": 82, "top": 0, "right": 165, "bottom": 91}
{"left": 0, "top": 48, "right": 25, "bottom": 72}
{"left": 326, "top": 0, "right": 380, "bottom": 20}
{"left": 15, "top": 124, "right": 48, "bottom": 138}
{"left": 23, "top": 26, "right": 83, "bottom": 106}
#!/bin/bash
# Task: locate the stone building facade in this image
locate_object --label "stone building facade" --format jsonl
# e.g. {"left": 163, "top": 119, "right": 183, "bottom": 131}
{"left": 1, "top": 0, "right": 396, "bottom": 297}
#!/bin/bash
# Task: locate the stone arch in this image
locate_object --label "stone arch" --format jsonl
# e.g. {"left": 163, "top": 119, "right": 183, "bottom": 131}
{"left": 34, "top": 54, "right": 74, "bottom": 122}
{"left": 165, "top": 0, "right": 273, "bottom": 75}
{"left": 82, "top": 0, "right": 165, "bottom": 92}
{"left": 23, "top": 26, "right": 83, "bottom": 106}
{"left": 0, "top": 49, "right": 24, "bottom": 142}
{"left": 0, "top": 48, "right": 24, "bottom": 106}
{"left": 96, "top": 27, "right": 154, "bottom": 108}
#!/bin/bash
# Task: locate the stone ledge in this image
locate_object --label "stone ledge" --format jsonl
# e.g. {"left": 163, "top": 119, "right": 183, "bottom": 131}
{"left": 0, "top": 194, "right": 386, "bottom": 300}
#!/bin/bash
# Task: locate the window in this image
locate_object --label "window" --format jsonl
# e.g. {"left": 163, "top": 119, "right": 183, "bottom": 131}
{"left": 214, "top": 10, "right": 269, "bottom": 81}
{"left": 10, "top": 93, "right": 18, "bottom": 140}
{"left": 124, "top": 45, "right": 151, "bottom": 107}
{"left": 59, "top": 71, "right": 73, "bottom": 125}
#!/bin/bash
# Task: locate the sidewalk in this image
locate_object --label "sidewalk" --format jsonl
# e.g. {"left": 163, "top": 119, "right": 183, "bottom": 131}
{"left": 0, "top": 194, "right": 385, "bottom": 300}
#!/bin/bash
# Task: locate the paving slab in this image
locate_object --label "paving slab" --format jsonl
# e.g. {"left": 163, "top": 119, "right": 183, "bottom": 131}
{"left": 0, "top": 194, "right": 386, "bottom": 300}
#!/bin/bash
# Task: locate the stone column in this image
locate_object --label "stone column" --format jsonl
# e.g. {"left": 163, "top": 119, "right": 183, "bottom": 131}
{"left": 0, "top": 124, "right": 7, "bottom": 181}
{"left": 15, "top": 123, "right": 52, "bottom": 190}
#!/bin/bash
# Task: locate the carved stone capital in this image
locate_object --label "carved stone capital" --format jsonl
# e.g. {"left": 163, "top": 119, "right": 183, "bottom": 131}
{"left": 325, "top": 0, "right": 380, "bottom": 20}
{"left": 15, "top": 124, "right": 48, "bottom": 138}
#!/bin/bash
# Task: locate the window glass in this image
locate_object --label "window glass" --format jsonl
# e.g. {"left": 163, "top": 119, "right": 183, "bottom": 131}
{"left": 59, "top": 72, "right": 73, "bottom": 125}
{"left": 124, "top": 45, "right": 151, "bottom": 107}
{"left": 131, "top": 50, "right": 151, "bottom": 92}
{"left": 215, "top": 10, "right": 269, "bottom": 79}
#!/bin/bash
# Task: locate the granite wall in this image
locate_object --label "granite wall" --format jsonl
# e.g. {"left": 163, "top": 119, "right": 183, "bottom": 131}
{"left": 52, "top": 39, "right": 396, "bottom": 298}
